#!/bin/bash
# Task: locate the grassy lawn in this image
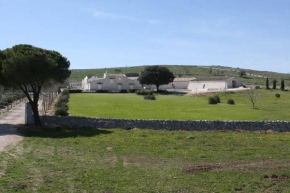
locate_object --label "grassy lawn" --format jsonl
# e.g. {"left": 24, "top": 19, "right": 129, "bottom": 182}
{"left": 69, "top": 90, "right": 290, "bottom": 121}
{"left": 1, "top": 127, "right": 290, "bottom": 192}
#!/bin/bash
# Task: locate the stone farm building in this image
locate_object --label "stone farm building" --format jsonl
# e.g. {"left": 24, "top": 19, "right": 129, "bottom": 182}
{"left": 188, "top": 77, "right": 243, "bottom": 93}
{"left": 81, "top": 72, "right": 243, "bottom": 93}
{"left": 81, "top": 72, "right": 192, "bottom": 91}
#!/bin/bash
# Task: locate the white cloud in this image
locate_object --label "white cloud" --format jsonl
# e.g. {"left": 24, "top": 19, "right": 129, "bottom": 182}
{"left": 91, "top": 10, "right": 163, "bottom": 25}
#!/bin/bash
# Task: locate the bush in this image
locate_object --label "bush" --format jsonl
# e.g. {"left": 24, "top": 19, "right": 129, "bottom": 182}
{"left": 186, "top": 135, "right": 195, "bottom": 140}
{"left": 214, "top": 95, "right": 221, "bottom": 103}
{"left": 144, "top": 95, "right": 156, "bottom": 100}
{"left": 129, "top": 89, "right": 139, "bottom": 93}
{"left": 58, "top": 95, "right": 69, "bottom": 104}
{"left": 55, "top": 108, "right": 69, "bottom": 116}
{"left": 55, "top": 102, "right": 68, "bottom": 111}
{"left": 136, "top": 89, "right": 153, "bottom": 95}
{"left": 62, "top": 89, "right": 69, "bottom": 95}
{"left": 208, "top": 97, "right": 218, "bottom": 104}
{"left": 95, "top": 89, "right": 109, "bottom": 93}
{"left": 68, "top": 89, "right": 82, "bottom": 93}
{"left": 119, "top": 89, "right": 128, "bottom": 93}
{"left": 227, "top": 99, "right": 235, "bottom": 105}
{"left": 156, "top": 90, "right": 169, "bottom": 94}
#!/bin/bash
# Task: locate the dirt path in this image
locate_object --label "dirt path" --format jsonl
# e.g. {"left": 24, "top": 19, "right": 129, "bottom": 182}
{"left": 0, "top": 103, "right": 25, "bottom": 152}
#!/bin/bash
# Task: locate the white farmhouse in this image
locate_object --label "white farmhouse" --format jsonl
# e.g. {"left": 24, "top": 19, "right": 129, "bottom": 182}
{"left": 81, "top": 72, "right": 194, "bottom": 91}
{"left": 188, "top": 77, "right": 243, "bottom": 93}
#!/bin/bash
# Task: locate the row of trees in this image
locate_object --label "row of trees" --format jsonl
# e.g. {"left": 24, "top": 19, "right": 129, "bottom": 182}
{"left": 266, "top": 78, "right": 285, "bottom": 91}
{"left": 0, "top": 44, "right": 71, "bottom": 125}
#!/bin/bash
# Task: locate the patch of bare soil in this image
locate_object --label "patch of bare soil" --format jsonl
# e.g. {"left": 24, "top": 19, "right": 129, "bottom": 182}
{"left": 98, "top": 155, "right": 119, "bottom": 167}
{"left": 261, "top": 174, "right": 290, "bottom": 192}
{"left": 185, "top": 160, "right": 290, "bottom": 174}
{"left": 184, "top": 164, "right": 222, "bottom": 173}
{"left": 122, "top": 155, "right": 186, "bottom": 168}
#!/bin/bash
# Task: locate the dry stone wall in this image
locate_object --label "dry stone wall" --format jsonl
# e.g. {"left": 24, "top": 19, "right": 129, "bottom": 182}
{"left": 40, "top": 116, "right": 290, "bottom": 132}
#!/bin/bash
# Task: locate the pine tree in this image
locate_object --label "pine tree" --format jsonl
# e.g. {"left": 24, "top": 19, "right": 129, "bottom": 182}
{"left": 273, "top": 79, "right": 277, "bottom": 89}
{"left": 266, "top": 78, "right": 269, "bottom": 89}
{"left": 281, "top": 80, "right": 285, "bottom": 91}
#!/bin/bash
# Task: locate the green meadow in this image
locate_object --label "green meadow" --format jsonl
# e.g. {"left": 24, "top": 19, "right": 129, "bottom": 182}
{"left": 69, "top": 90, "right": 290, "bottom": 121}
{"left": 1, "top": 127, "right": 290, "bottom": 192}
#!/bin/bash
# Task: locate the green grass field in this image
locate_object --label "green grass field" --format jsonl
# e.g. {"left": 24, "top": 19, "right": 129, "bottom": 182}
{"left": 1, "top": 127, "right": 290, "bottom": 192}
{"left": 69, "top": 90, "right": 290, "bottom": 121}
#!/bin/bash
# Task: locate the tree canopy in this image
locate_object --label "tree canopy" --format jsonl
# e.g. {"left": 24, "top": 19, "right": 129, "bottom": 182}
{"left": 239, "top": 70, "right": 246, "bottom": 77}
{"left": 138, "top": 66, "right": 175, "bottom": 91}
{"left": 0, "top": 44, "right": 71, "bottom": 125}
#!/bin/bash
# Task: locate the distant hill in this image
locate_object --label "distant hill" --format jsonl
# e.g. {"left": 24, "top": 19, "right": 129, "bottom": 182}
{"left": 69, "top": 65, "right": 290, "bottom": 86}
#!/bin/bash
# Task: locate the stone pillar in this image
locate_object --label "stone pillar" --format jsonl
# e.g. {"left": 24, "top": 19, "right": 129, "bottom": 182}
{"left": 25, "top": 102, "right": 34, "bottom": 124}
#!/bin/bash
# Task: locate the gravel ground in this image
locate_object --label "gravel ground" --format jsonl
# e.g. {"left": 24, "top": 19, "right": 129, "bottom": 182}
{"left": 0, "top": 103, "right": 25, "bottom": 152}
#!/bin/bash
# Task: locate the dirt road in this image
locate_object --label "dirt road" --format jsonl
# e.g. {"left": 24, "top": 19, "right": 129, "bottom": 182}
{"left": 0, "top": 103, "right": 25, "bottom": 152}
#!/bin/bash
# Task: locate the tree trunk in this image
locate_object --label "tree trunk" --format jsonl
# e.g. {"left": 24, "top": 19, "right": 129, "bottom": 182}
{"left": 156, "top": 85, "right": 159, "bottom": 92}
{"left": 30, "top": 101, "right": 41, "bottom": 125}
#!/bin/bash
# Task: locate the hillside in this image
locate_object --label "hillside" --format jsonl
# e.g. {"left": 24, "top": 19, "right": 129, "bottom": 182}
{"left": 69, "top": 65, "right": 290, "bottom": 86}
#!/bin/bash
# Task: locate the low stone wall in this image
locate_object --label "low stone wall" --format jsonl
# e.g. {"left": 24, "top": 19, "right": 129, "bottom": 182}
{"left": 40, "top": 116, "right": 290, "bottom": 132}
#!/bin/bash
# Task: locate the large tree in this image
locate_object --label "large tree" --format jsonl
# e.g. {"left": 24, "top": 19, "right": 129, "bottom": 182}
{"left": 281, "top": 79, "right": 285, "bottom": 91}
{"left": 273, "top": 79, "right": 277, "bottom": 89}
{"left": 138, "top": 66, "right": 175, "bottom": 91}
{"left": 0, "top": 44, "right": 70, "bottom": 125}
{"left": 239, "top": 70, "right": 246, "bottom": 77}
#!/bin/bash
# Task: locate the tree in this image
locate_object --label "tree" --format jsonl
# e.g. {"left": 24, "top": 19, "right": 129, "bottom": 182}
{"left": 0, "top": 44, "right": 70, "bottom": 125}
{"left": 209, "top": 67, "right": 212, "bottom": 74}
{"left": 138, "top": 66, "right": 175, "bottom": 91}
{"left": 245, "top": 89, "right": 261, "bottom": 109}
{"left": 281, "top": 80, "right": 285, "bottom": 91}
{"left": 239, "top": 70, "right": 246, "bottom": 77}
{"left": 266, "top": 78, "right": 269, "bottom": 89}
{"left": 273, "top": 79, "right": 277, "bottom": 89}
{"left": 275, "top": 93, "right": 280, "bottom": 104}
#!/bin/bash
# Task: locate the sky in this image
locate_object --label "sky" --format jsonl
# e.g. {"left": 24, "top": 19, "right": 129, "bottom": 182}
{"left": 1, "top": 0, "right": 290, "bottom": 73}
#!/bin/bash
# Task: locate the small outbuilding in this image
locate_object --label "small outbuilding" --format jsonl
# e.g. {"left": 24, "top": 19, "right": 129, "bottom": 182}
{"left": 188, "top": 77, "right": 243, "bottom": 93}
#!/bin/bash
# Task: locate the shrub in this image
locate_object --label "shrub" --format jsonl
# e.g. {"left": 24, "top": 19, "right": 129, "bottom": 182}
{"left": 95, "top": 89, "right": 109, "bottom": 93}
{"left": 213, "top": 95, "right": 221, "bottom": 103}
{"left": 129, "top": 89, "right": 138, "bottom": 93}
{"left": 68, "top": 89, "right": 82, "bottom": 93}
{"left": 227, "top": 99, "right": 235, "bottom": 105}
{"left": 186, "top": 135, "right": 195, "bottom": 140}
{"left": 136, "top": 89, "right": 153, "bottom": 95}
{"left": 144, "top": 95, "right": 156, "bottom": 100}
{"left": 58, "top": 95, "right": 69, "bottom": 104}
{"left": 55, "top": 102, "right": 68, "bottom": 111}
{"left": 119, "top": 89, "right": 128, "bottom": 93}
{"left": 62, "top": 89, "right": 69, "bottom": 95}
{"left": 275, "top": 93, "right": 280, "bottom": 103}
{"left": 156, "top": 90, "right": 169, "bottom": 94}
{"left": 55, "top": 108, "right": 69, "bottom": 116}
{"left": 208, "top": 97, "right": 218, "bottom": 104}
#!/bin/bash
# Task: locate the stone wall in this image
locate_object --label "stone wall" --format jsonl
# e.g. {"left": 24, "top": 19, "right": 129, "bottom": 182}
{"left": 40, "top": 116, "right": 290, "bottom": 132}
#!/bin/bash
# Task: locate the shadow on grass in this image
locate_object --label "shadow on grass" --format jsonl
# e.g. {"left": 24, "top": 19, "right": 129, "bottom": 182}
{"left": 18, "top": 125, "right": 112, "bottom": 138}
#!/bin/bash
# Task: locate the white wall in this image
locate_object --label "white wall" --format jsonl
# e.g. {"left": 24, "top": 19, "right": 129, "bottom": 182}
{"left": 82, "top": 75, "right": 191, "bottom": 91}
{"left": 188, "top": 81, "right": 227, "bottom": 91}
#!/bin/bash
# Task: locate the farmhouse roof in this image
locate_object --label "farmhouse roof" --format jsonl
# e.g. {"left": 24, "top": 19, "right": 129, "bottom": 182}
{"left": 191, "top": 77, "right": 235, "bottom": 81}
{"left": 173, "top": 78, "right": 195, "bottom": 82}
{"left": 124, "top": 73, "right": 139, "bottom": 77}
{"left": 106, "top": 74, "right": 126, "bottom": 77}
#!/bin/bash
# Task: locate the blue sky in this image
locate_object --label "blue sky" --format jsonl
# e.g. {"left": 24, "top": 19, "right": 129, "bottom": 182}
{"left": 1, "top": 0, "right": 290, "bottom": 73}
